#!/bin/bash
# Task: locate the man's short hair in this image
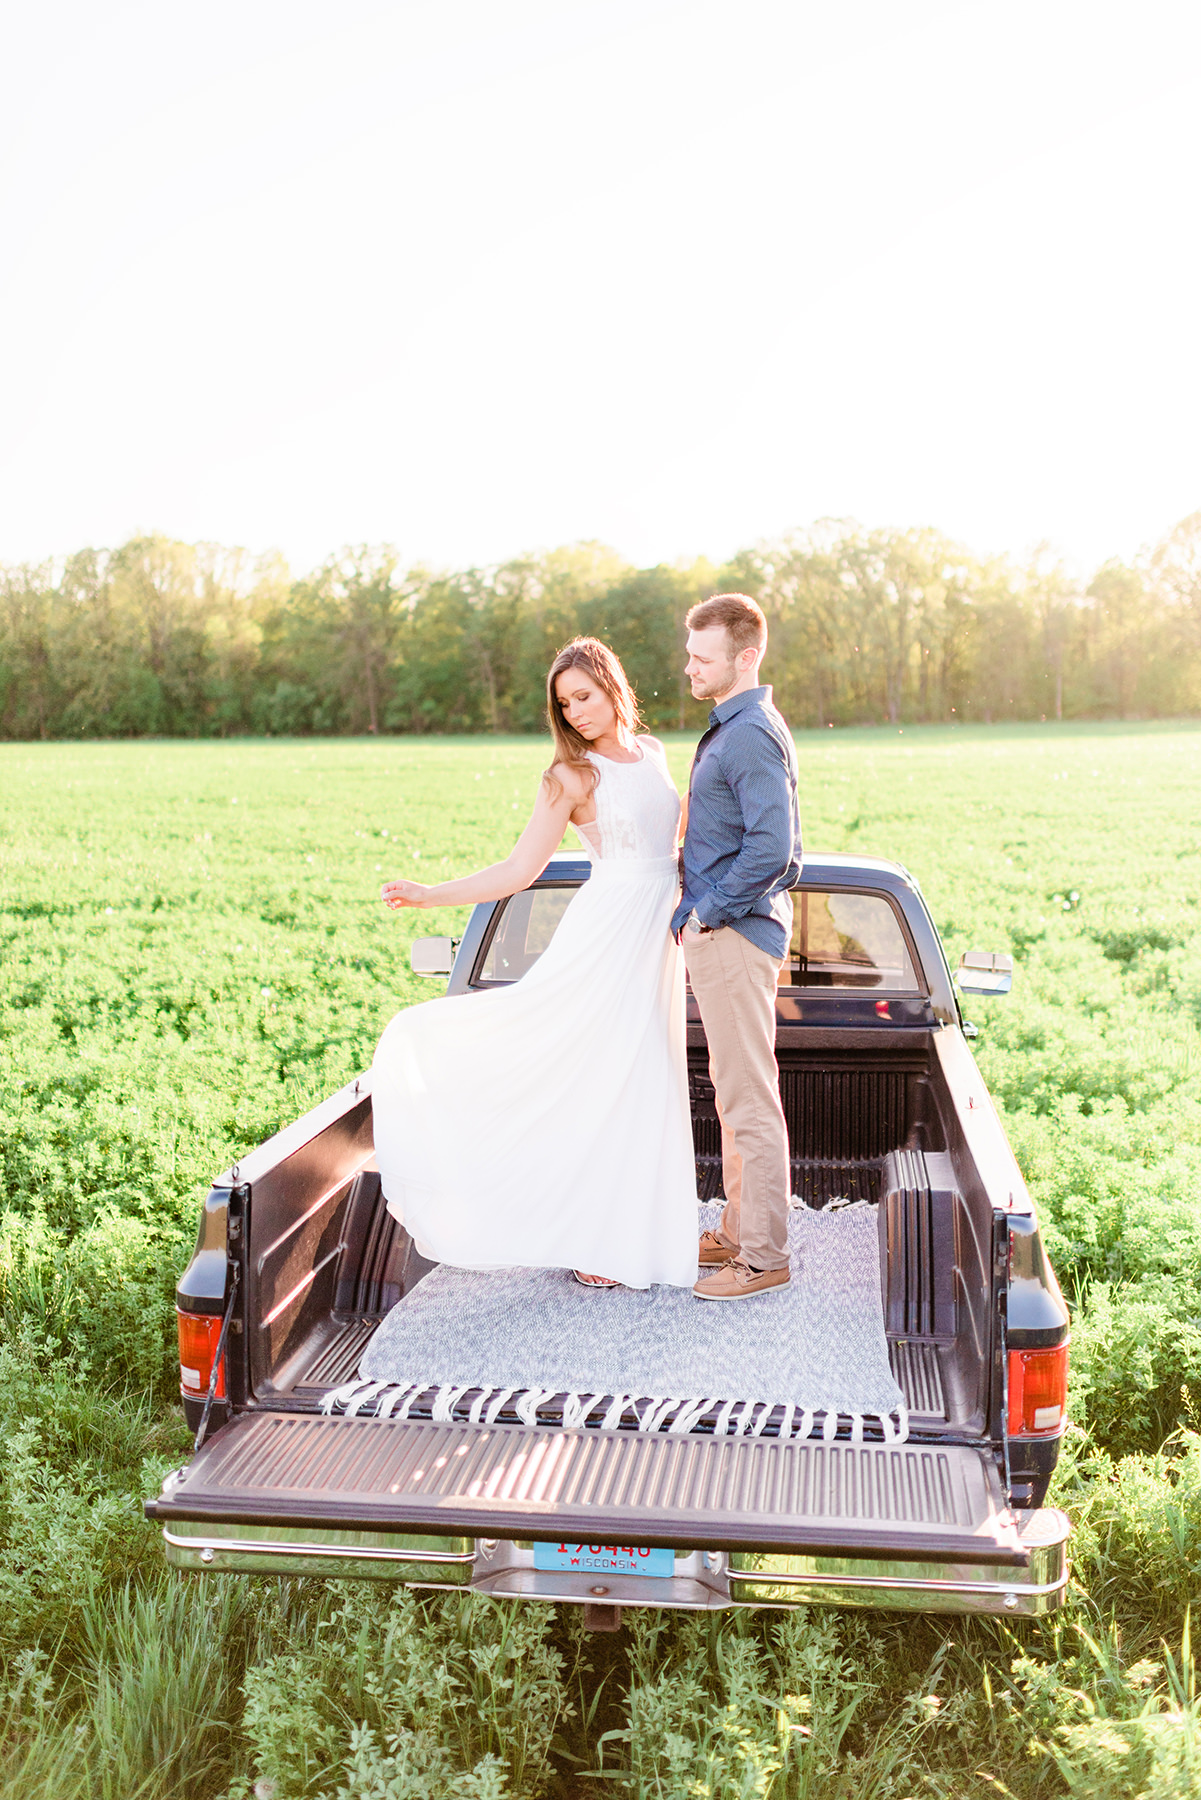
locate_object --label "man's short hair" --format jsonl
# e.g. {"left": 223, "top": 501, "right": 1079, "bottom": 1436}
{"left": 685, "top": 592, "right": 767, "bottom": 656}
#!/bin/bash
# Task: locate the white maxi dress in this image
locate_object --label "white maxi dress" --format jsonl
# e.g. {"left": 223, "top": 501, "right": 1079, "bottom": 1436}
{"left": 370, "top": 740, "right": 698, "bottom": 1288}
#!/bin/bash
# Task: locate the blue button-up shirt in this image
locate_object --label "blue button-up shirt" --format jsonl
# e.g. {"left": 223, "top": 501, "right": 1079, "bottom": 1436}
{"left": 671, "top": 685, "right": 802, "bottom": 960}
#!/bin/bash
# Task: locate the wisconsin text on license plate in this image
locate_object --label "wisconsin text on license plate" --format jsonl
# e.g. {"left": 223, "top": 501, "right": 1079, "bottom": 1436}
{"left": 533, "top": 1543, "right": 674, "bottom": 1577}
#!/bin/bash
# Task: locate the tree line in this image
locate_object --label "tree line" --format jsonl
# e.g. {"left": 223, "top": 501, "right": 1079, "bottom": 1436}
{"left": 2, "top": 514, "right": 1199, "bottom": 739}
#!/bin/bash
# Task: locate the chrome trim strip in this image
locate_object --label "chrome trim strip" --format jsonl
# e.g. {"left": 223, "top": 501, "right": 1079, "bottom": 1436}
{"left": 162, "top": 1529, "right": 476, "bottom": 1565}
{"left": 729, "top": 1568, "right": 1067, "bottom": 1598}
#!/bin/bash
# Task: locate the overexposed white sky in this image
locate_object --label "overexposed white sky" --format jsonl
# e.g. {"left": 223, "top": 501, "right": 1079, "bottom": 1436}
{"left": 1, "top": 1, "right": 1199, "bottom": 578}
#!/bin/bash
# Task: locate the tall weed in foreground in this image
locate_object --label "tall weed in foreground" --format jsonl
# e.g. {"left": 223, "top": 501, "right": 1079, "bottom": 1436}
{"left": 1031, "top": 1616, "right": 1201, "bottom": 1799}
{"left": 0, "top": 1575, "right": 266, "bottom": 1800}
{"left": 1053, "top": 1429, "right": 1201, "bottom": 1633}
{"left": 597, "top": 1611, "right": 794, "bottom": 1797}
{"left": 0, "top": 1335, "right": 187, "bottom": 1660}
{"left": 595, "top": 1608, "right": 944, "bottom": 1799}
{"left": 227, "top": 1585, "right": 576, "bottom": 1799}
{"left": 590, "top": 1607, "right": 1201, "bottom": 1800}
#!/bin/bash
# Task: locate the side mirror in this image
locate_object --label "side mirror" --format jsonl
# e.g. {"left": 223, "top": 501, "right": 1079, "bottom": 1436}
{"left": 411, "top": 936, "right": 457, "bottom": 977}
{"left": 956, "top": 950, "right": 1013, "bottom": 997}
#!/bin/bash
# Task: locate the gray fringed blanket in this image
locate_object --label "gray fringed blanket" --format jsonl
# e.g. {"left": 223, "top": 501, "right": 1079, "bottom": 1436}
{"left": 329, "top": 1202, "right": 907, "bottom": 1441}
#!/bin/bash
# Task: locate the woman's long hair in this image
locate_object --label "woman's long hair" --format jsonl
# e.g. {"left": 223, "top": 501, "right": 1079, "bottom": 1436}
{"left": 543, "top": 637, "right": 641, "bottom": 801}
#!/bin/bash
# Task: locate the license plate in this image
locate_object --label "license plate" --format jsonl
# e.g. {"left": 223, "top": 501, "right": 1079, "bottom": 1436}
{"left": 533, "top": 1542, "right": 674, "bottom": 1578}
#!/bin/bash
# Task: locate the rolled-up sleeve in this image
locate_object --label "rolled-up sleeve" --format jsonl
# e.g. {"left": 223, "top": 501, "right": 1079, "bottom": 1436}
{"left": 694, "top": 727, "right": 796, "bottom": 928}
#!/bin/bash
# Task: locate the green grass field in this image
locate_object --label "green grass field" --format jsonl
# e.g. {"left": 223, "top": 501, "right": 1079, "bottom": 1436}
{"left": 2, "top": 724, "right": 1201, "bottom": 1798}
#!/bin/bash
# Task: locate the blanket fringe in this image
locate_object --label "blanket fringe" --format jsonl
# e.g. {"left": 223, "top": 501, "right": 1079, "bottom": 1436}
{"left": 321, "top": 1378, "right": 909, "bottom": 1443}
{"left": 378, "top": 1382, "right": 422, "bottom": 1421}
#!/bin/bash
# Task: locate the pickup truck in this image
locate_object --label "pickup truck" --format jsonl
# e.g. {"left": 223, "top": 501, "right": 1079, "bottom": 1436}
{"left": 147, "top": 851, "right": 1071, "bottom": 1626}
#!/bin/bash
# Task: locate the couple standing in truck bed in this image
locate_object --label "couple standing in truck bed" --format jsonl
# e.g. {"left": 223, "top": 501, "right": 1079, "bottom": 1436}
{"left": 371, "top": 592, "right": 802, "bottom": 1303}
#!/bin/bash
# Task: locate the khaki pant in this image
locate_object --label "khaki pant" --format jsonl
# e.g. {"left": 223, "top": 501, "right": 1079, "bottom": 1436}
{"left": 683, "top": 926, "right": 790, "bottom": 1271}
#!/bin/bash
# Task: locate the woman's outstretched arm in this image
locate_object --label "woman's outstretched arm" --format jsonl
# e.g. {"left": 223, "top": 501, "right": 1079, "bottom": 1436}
{"left": 381, "top": 766, "right": 587, "bottom": 910}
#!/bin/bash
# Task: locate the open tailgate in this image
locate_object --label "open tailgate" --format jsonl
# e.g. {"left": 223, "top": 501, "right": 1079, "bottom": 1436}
{"left": 147, "top": 1412, "right": 1029, "bottom": 1566}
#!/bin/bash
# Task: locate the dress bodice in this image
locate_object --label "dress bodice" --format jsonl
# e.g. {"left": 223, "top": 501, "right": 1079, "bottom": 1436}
{"left": 573, "top": 740, "right": 681, "bottom": 861}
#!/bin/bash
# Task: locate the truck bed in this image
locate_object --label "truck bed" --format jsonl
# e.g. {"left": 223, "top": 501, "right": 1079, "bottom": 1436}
{"left": 242, "top": 1032, "right": 990, "bottom": 1446}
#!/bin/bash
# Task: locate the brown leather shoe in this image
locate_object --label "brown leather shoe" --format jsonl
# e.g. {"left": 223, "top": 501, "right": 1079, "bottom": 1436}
{"left": 697, "top": 1228, "right": 739, "bottom": 1266}
{"left": 693, "top": 1259, "right": 790, "bottom": 1301}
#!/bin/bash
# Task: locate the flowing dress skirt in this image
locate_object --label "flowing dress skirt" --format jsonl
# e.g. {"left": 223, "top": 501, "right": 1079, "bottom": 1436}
{"left": 370, "top": 852, "right": 698, "bottom": 1288}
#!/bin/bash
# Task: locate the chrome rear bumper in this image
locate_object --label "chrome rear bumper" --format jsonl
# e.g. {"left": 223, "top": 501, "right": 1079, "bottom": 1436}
{"left": 162, "top": 1507, "right": 1069, "bottom": 1618}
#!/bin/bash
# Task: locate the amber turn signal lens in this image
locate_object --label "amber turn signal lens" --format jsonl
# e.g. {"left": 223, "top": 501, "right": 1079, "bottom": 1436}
{"left": 1007, "top": 1342, "right": 1068, "bottom": 1436}
{"left": 177, "top": 1309, "right": 226, "bottom": 1401}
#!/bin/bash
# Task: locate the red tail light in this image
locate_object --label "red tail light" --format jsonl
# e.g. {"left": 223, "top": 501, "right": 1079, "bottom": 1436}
{"left": 178, "top": 1309, "right": 226, "bottom": 1401}
{"left": 1007, "top": 1343, "right": 1068, "bottom": 1436}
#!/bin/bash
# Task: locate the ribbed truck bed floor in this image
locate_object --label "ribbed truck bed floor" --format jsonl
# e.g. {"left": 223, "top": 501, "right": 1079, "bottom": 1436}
{"left": 148, "top": 1413, "right": 1028, "bottom": 1566}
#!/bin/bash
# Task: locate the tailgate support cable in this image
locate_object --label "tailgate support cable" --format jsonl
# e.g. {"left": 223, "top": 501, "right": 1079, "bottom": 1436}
{"left": 193, "top": 1262, "right": 240, "bottom": 1455}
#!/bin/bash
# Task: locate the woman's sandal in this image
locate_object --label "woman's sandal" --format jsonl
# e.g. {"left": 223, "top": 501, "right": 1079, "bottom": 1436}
{"left": 573, "top": 1269, "right": 620, "bottom": 1288}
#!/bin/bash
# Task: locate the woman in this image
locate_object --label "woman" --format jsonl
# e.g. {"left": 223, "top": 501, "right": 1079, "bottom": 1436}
{"left": 371, "top": 638, "right": 697, "bottom": 1289}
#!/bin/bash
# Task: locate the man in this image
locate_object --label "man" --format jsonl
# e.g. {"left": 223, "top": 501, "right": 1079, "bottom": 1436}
{"left": 671, "top": 593, "right": 801, "bottom": 1300}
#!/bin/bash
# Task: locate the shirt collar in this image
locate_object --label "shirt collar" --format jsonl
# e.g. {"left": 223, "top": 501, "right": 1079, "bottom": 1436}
{"left": 709, "top": 684, "right": 771, "bottom": 729}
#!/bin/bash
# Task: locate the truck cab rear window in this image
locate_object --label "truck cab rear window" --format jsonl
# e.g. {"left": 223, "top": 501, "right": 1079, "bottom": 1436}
{"left": 785, "top": 890, "right": 920, "bottom": 991}
{"left": 476, "top": 883, "right": 921, "bottom": 993}
{"left": 476, "top": 887, "right": 576, "bottom": 983}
